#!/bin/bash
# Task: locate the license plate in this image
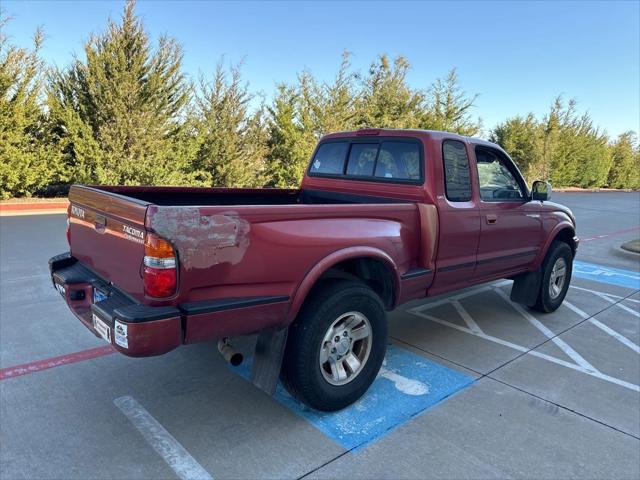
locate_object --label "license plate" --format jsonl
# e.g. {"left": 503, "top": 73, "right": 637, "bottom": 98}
{"left": 92, "top": 314, "right": 111, "bottom": 343}
{"left": 93, "top": 288, "right": 108, "bottom": 303}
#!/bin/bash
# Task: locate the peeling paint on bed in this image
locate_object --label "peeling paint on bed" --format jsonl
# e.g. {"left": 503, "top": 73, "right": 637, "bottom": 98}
{"left": 150, "top": 207, "right": 250, "bottom": 270}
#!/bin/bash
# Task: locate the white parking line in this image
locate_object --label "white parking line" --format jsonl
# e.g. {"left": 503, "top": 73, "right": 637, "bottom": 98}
{"left": 410, "top": 309, "right": 640, "bottom": 392}
{"left": 562, "top": 301, "right": 640, "bottom": 354}
{"left": 493, "top": 288, "right": 597, "bottom": 373}
{"left": 590, "top": 291, "right": 640, "bottom": 318}
{"left": 114, "top": 396, "right": 213, "bottom": 480}
{"left": 569, "top": 285, "right": 640, "bottom": 304}
{"left": 408, "top": 282, "right": 640, "bottom": 393}
{"left": 451, "top": 300, "right": 484, "bottom": 334}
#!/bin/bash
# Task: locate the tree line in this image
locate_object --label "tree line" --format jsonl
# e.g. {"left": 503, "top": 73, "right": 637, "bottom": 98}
{"left": 1, "top": 1, "right": 638, "bottom": 199}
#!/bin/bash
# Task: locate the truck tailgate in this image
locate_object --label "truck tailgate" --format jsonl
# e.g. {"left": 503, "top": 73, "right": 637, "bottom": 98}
{"left": 68, "top": 185, "right": 150, "bottom": 300}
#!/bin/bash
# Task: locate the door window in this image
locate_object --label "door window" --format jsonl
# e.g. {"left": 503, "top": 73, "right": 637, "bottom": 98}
{"left": 476, "top": 148, "right": 525, "bottom": 201}
{"left": 442, "top": 140, "right": 472, "bottom": 202}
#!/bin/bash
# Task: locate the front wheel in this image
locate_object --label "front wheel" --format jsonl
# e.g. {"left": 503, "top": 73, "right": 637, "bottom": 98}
{"left": 531, "top": 241, "right": 573, "bottom": 313}
{"left": 280, "top": 280, "right": 387, "bottom": 411}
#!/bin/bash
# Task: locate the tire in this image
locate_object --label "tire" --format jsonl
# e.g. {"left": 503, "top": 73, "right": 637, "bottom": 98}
{"left": 531, "top": 241, "right": 573, "bottom": 313}
{"left": 280, "top": 280, "right": 387, "bottom": 411}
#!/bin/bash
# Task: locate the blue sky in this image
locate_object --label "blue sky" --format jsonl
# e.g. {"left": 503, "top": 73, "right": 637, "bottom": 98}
{"left": 3, "top": 0, "right": 639, "bottom": 137}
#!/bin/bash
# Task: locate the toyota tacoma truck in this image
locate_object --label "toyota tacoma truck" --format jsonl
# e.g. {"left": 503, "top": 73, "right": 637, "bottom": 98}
{"left": 49, "top": 128, "right": 578, "bottom": 411}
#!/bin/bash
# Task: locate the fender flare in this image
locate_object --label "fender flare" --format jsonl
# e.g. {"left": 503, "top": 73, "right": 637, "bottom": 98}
{"left": 285, "top": 246, "right": 401, "bottom": 324}
{"left": 533, "top": 221, "right": 576, "bottom": 270}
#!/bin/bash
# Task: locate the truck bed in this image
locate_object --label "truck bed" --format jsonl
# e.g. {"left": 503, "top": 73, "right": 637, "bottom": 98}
{"left": 68, "top": 185, "right": 429, "bottom": 303}
{"left": 93, "top": 185, "right": 406, "bottom": 206}
{"left": 63, "top": 183, "right": 433, "bottom": 355}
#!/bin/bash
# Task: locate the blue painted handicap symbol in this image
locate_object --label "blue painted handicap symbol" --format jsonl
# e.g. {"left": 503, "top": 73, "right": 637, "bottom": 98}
{"left": 573, "top": 261, "right": 640, "bottom": 289}
{"left": 233, "top": 344, "right": 474, "bottom": 450}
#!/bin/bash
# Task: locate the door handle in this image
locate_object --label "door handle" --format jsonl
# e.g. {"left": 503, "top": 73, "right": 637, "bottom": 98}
{"left": 486, "top": 214, "right": 497, "bottom": 225}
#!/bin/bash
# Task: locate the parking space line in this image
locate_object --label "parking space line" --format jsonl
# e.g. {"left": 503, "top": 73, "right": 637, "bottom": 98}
{"left": 570, "top": 285, "right": 640, "bottom": 304}
{"left": 409, "top": 309, "right": 640, "bottom": 392}
{"left": 493, "top": 288, "right": 597, "bottom": 372}
{"left": 563, "top": 301, "right": 640, "bottom": 354}
{"left": 451, "top": 300, "right": 484, "bottom": 334}
{"left": 409, "top": 279, "right": 640, "bottom": 393}
{"left": 114, "top": 396, "right": 213, "bottom": 480}
{"left": 591, "top": 291, "right": 640, "bottom": 318}
{"left": 0, "top": 345, "right": 115, "bottom": 380}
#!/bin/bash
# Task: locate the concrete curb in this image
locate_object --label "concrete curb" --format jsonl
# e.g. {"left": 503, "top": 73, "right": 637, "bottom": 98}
{"left": 610, "top": 246, "right": 640, "bottom": 261}
{"left": 0, "top": 200, "right": 68, "bottom": 216}
{"left": 620, "top": 240, "right": 640, "bottom": 255}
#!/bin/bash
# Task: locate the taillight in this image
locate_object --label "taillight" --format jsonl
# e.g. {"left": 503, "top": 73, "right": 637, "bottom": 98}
{"left": 143, "top": 233, "right": 177, "bottom": 298}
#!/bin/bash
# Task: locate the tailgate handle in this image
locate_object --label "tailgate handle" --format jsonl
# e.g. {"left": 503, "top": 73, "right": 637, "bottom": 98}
{"left": 94, "top": 214, "right": 106, "bottom": 232}
{"left": 486, "top": 214, "right": 497, "bottom": 225}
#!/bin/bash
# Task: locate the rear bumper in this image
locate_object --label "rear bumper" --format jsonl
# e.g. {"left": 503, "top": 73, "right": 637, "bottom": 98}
{"left": 49, "top": 253, "right": 182, "bottom": 357}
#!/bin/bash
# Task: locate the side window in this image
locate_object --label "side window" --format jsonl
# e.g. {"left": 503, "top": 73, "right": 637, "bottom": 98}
{"left": 346, "top": 144, "right": 378, "bottom": 176}
{"left": 374, "top": 142, "right": 420, "bottom": 180}
{"left": 309, "top": 142, "right": 349, "bottom": 175}
{"left": 442, "top": 140, "right": 472, "bottom": 202}
{"left": 476, "top": 148, "right": 524, "bottom": 201}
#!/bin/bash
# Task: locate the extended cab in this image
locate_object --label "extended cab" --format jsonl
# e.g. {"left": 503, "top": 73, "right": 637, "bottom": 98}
{"left": 50, "top": 129, "right": 578, "bottom": 411}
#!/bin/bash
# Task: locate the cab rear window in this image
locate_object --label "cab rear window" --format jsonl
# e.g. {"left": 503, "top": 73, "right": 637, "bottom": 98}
{"left": 308, "top": 139, "right": 423, "bottom": 183}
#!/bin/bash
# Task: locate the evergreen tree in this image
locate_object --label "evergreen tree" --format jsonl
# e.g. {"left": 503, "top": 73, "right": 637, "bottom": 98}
{"left": 313, "top": 52, "right": 358, "bottom": 134}
{"left": 193, "top": 61, "right": 269, "bottom": 187}
{"left": 266, "top": 84, "right": 316, "bottom": 187}
{"left": 47, "top": 0, "right": 196, "bottom": 186}
{"left": 422, "top": 69, "right": 481, "bottom": 136}
{"left": 491, "top": 114, "right": 540, "bottom": 181}
{"left": 0, "top": 18, "right": 60, "bottom": 198}
{"left": 356, "top": 55, "right": 425, "bottom": 129}
{"left": 492, "top": 97, "right": 613, "bottom": 188}
{"left": 266, "top": 53, "right": 358, "bottom": 187}
{"left": 608, "top": 132, "right": 640, "bottom": 189}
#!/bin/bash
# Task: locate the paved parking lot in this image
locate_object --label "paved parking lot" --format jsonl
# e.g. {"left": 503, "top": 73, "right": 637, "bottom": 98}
{"left": 1, "top": 192, "right": 639, "bottom": 479}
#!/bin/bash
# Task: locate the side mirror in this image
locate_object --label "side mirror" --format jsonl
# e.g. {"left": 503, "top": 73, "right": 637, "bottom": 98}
{"left": 531, "top": 181, "right": 552, "bottom": 201}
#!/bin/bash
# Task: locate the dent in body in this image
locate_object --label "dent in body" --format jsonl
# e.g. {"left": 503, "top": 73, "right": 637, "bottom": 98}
{"left": 150, "top": 207, "right": 250, "bottom": 270}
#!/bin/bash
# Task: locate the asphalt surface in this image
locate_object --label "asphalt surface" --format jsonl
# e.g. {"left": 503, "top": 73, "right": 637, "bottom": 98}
{"left": 1, "top": 191, "right": 639, "bottom": 480}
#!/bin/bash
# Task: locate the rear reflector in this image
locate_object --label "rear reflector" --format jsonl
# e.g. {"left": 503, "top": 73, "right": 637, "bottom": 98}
{"left": 143, "top": 233, "right": 177, "bottom": 298}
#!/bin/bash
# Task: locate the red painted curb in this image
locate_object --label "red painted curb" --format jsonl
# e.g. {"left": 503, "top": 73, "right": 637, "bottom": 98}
{"left": 0, "top": 345, "right": 115, "bottom": 381}
{"left": 0, "top": 201, "right": 69, "bottom": 211}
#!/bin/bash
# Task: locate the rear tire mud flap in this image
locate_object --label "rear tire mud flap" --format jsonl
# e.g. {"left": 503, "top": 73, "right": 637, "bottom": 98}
{"left": 251, "top": 327, "right": 288, "bottom": 395}
{"left": 510, "top": 270, "right": 542, "bottom": 307}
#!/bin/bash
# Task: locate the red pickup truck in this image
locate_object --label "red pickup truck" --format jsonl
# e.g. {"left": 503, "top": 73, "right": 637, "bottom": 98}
{"left": 50, "top": 129, "right": 578, "bottom": 411}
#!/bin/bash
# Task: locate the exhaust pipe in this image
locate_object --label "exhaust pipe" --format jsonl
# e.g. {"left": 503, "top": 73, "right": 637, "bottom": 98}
{"left": 217, "top": 338, "right": 243, "bottom": 366}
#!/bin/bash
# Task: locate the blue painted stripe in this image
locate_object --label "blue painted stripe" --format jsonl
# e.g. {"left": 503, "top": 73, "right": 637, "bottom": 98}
{"left": 232, "top": 344, "right": 474, "bottom": 450}
{"left": 573, "top": 261, "right": 640, "bottom": 289}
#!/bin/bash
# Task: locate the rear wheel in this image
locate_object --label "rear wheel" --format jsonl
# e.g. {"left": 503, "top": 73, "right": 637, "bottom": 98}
{"left": 531, "top": 241, "right": 573, "bottom": 313}
{"left": 281, "top": 280, "right": 387, "bottom": 411}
